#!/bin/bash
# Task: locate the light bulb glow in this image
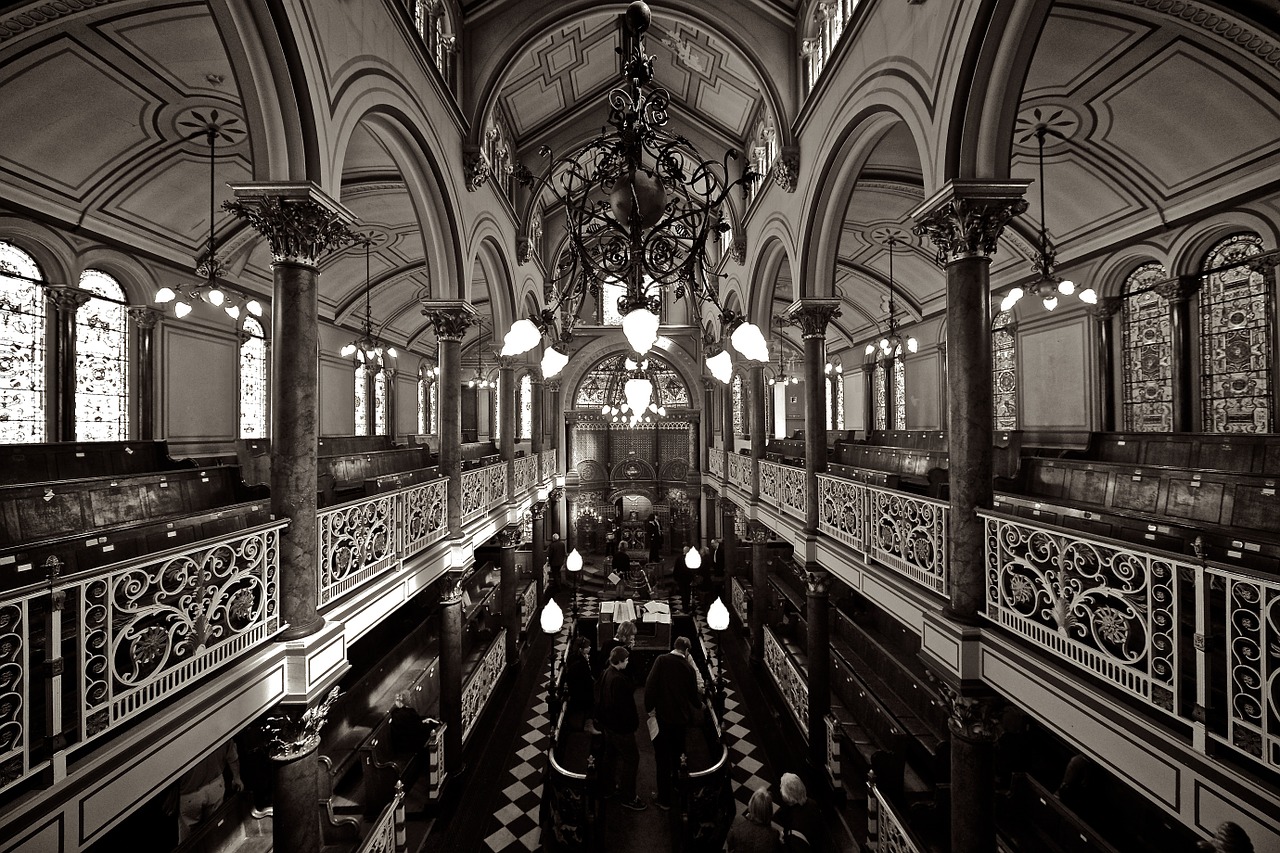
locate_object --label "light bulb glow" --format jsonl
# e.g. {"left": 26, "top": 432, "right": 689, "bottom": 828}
{"left": 386, "top": 347, "right": 398, "bottom": 359}
{"left": 224, "top": 305, "right": 240, "bottom": 319}
{"left": 566, "top": 548, "right": 583, "bottom": 574}
{"left": 624, "top": 377, "right": 653, "bottom": 417}
{"left": 174, "top": 301, "right": 193, "bottom": 318}
{"left": 865, "top": 344, "right": 875, "bottom": 355}
{"left": 1058, "top": 279, "right": 1076, "bottom": 296}
{"left": 501, "top": 318, "right": 542, "bottom": 356}
{"left": 707, "top": 349, "right": 732, "bottom": 383}
{"left": 341, "top": 343, "right": 357, "bottom": 357}
{"left": 1042, "top": 295, "right": 1059, "bottom": 311}
{"left": 685, "top": 548, "right": 701, "bottom": 569}
{"left": 907, "top": 337, "right": 918, "bottom": 353}
{"left": 541, "top": 346, "right": 569, "bottom": 378}
{"left": 246, "top": 300, "right": 263, "bottom": 317}
{"left": 540, "top": 598, "right": 564, "bottom": 634}
{"left": 1079, "top": 288, "right": 1097, "bottom": 305}
{"left": 730, "top": 322, "right": 769, "bottom": 362}
{"left": 707, "top": 597, "right": 730, "bottom": 631}
{"left": 205, "top": 288, "right": 225, "bottom": 306}
{"left": 154, "top": 287, "right": 177, "bottom": 303}
{"left": 622, "top": 308, "right": 660, "bottom": 355}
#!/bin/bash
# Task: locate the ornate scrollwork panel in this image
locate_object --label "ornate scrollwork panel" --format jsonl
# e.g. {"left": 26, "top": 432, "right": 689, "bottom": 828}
{"left": 730, "top": 577, "right": 750, "bottom": 626}
{"left": 316, "top": 492, "right": 398, "bottom": 605}
{"left": 778, "top": 465, "right": 807, "bottom": 520}
{"left": 817, "top": 474, "right": 865, "bottom": 551}
{"left": 1210, "top": 568, "right": 1280, "bottom": 771}
{"left": 461, "top": 630, "right": 507, "bottom": 743}
{"left": 867, "top": 486, "right": 948, "bottom": 596}
{"left": 707, "top": 449, "right": 724, "bottom": 479}
{"left": 401, "top": 477, "right": 448, "bottom": 558}
{"left": 763, "top": 627, "right": 808, "bottom": 734}
{"left": 0, "top": 593, "right": 34, "bottom": 794}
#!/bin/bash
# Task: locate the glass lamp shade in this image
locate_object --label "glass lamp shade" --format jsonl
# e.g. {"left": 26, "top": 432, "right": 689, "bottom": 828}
{"left": 245, "top": 299, "right": 263, "bottom": 317}
{"left": 706, "top": 349, "right": 732, "bottom": 383}
{"left": 225, "top": 304, "right": 240, "bottom": 320}
{"left": 622, "top": 308, "right": 660, "bottom": 355}
{"left": 386, "top": 347, "right": 398, "bottom": 358}
{"left": 174, "top": 301, "right": 193, "bottom": 318}
{"left": 865, "top": 343, "right": 875, "bottom": 355}
{"left": 1078, "top": 288, "right": 1098, "bottom": 305}
{"left": 541, "top": 345, "right": 569, "bottom": 378}
{"left": 1042, "top": 295, "right": 1059, "bottom": 311}
{"left": 624, "top": 377, "right": 653, "bottom": 416}
{"left": 154, "top": 287, "right": 177, "bottom": 303}
{"left": 566, "top": 548, "right": 583, "bottom": 574}
{"left": 341, "top": 343, "right": 357, "bottom": 357}
{"left": 684, "top": 547, "right": 702, "bottom": 569}
{"left": 907, "top": 337, "right": 919, "bottom": 353}
{"left": 707, "top": 597, "right": 730, "bottom": 631}
{"left": 730, "top": 322, "right": 770, "bottom": 362}
{"left": 1057, "top": 279, "right": 1076, "bottom": 296}
{"left": 205, "top": 288, "right": 225, "bottom": 306}
{"left": 501, "top": 319, "right": 542, "bottom": 356}
{"left": 540, "top": 598, "right": 564, "bottom": 635}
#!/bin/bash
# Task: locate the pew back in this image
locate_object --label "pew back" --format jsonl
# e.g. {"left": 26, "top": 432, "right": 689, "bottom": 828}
{"left": 0, "top": 440, "right": 194, "bottom": 485}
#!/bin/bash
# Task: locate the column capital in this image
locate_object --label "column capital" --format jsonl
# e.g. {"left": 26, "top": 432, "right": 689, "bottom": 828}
{"left": 421, "top": 300, "right": 480, "bottom": 341}
{"left": 530, "top": 375, "right": 545, "bottom": 388}
{"left": 1154, "top": 275, "right": 1200, "bottom": 302}
{"left": 496, "top": 355, "right": 516, "bottom": 370}
{"left": 262, "top": 686, "right": 341, "bottom": 761}
{"left": 549, "top": 486, "right": 565, "bottom": 502}
{"left": 440, "top": 572, "right": 465, "bottom": 605}
{"left": 1245, "top": 252, "right": 1280, "bottom": 276}
{"left": 910, "top": 180, "right": 1030, "bottom": 263}
{"left": 781, "top": 297, "right": 843, "bottom": 339}
{"left": 804, "top": 568, "right": 831, "bottom": 597}
{"left": 721, "top": 496, "right": 738, "bottom": 512}
{"left": 701, "top": 484, "right": 717, "bottom": 498}
{"left": 530, "top": 499, "right": 548, "bottom": 521}
{"left": 747, "top": 521, "right": 771, "bottom": 543}
{"left": 46, "top": 285, "right": 93, "bottom": 313}
{"left": 936, "top": 681, "right": 1003, "bottom": 743}
{"left": 496, "top": 522, "right": 523, "bottom": 548}
{"left": 1088, "top": 296, "right": 1124, "bottom": 322}
{"left": 127, "top": 305, "right": 162, "bottom": 330}
{"left": 463, "top": 145, "right": 490, "bottom": 192}
{"left": 224, "top": 182, "right": 358, "bottom": 267}
{"left": 773, "top": 145, "right": 800, "bottom": 193}
{"left": 545, "top": 379, "right": 561, "bottom": 393}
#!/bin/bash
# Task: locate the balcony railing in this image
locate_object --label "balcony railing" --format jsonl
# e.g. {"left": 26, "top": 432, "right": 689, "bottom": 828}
{"left": 763, "top": 627, "right": 808, "bottom": 737}
{"left": 1208, "top": 564, "right": 1280, "bottom": 772}
{"left": 539, "top": 449, "right": 556, "bottom": 484}
{"left": 513, "top": 455, "right": 538, "bottom": 495}
{"left": 461, "top": 462, "right": 507, "bottom": 516}
{"left": 759, "top": 459, "right": 807, "bottom": 521}
{"left": 727, "top": 453, "right": 754, "bottom": 493}
{"left": 869, "top": 770, "right": 926, "bottom": 853}
{"left": 317, "top": 477, "right": 449, "bottom": 606}
{"left": 708, "top": 448, "right": 725, "bottom": 479}
{"left": 462, "top": 629, "right": 507, "bottom": 744}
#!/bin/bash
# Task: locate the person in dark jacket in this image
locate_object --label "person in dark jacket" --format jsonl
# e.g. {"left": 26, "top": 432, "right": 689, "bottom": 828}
{"left": 777, "top": 772, "right": 825, "bottom": 852}
{"left": 564, "top": 636, "right": 594, "bottom": 730}
{"left": 547, "top": 532, "right": 567, "bottom": 593}
{"left": 594, "top": 645, "right": 646, "bottom": 811}
{"left": 643, "top": 636, "right": 702, "bottom": 809}
{"left": 612, "top": 542, "right": 632, "bottom": 579}
{"left": 645, "top": 512, "right": 663, "bottom": 562}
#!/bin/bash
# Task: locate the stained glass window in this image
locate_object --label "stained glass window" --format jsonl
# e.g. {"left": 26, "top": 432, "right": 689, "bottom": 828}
{"left": 892, "top": 357, "right": 906, "bottom": 430}
{"left": 429, "top": 379, "right": 439, "bottom": 434}
{"left": 992, "top": 310, "right": 1017, "bottom": 430}
{"left": 493, "top": 387, "right": 501, "bottom": 442}
{"left": 835, "top": 373, "right": 845, "bottom": 431}
{"left": 1120, "top": 263, "right": 1172, "bottom": 432}
{"left": 825, "top": 375, "right": 833, "bottom": 431}
{"left": 354, "top": 364, "right": 369, "bottom": 436}
{"left": 519, "top": 373, "right": 532, "bottom": 440}
{"left": 732, "top": 374, "right": 745, "bottom": 435}
{"left": 373, "top": 369, "right": 388, "bottom": 436}
{"left": 873, "top": 363, "right": 887, "bottom": 430}
{"left": 573, "top": 353, "right": 689, "bottom": 408}
{"left": 0, "top": 241, "right": 45, "bottom": 442}
{"left": 417, "top": 376, "right": 427, "bottom": 434}
{"left": 239, "top": 316, "right": 268, "bottom": 438}
{"left": 1200, "top": 233, "right": 1270, "bottom": 433}
{"left": 76, "top": 269, "right": 129, "bottom": 441}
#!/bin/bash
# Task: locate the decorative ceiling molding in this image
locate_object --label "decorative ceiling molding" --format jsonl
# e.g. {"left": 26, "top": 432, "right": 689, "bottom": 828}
{"left": 1116, "top": 0, "right": 1280, "bottom": 69}
{"left": 0, "top": 0, "right": 124, "bottom": 43}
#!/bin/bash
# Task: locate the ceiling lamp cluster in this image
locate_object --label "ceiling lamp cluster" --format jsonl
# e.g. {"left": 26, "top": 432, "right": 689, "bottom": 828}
{"left": 467, "top": 322, "right": 496, "bottom": 389}
{"left": 600, "top": 357, "right": 668, "bottom": 426}
{"left": 153, "top": 111, "right": 264, "bottom": 321}
{"left": 768, "top": 345, "right": 799, "bottom": 386}
{"left": 1004, "top": 116, "right": 1097, "bottom": 313}
{"left": 864, "top": 237, "right": 917, "bottom": 359}
{"left": 498, "top": 1, "right": 769, "bottom": 380}
{"left": 339, "top": 237, "right": 398, "bottom": 366}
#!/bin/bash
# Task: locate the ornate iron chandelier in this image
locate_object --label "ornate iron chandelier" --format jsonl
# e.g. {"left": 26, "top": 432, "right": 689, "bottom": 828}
{"left": 500, "top": 1, "right": 769, "bottom": 381}
{"left": 864, "top": 237, "right": 917, "bottom": 359}
{"left": 339, "top": 237, "right": 397, "bottom": 366}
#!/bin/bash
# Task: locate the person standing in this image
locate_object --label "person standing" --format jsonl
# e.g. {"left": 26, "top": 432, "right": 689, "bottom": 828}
{"left": 176, "top": 738, "right": 243, "bottom": 839}
{"left": 645, "top": 512, "right": 663, "bottom": 562}
{"left": 778, "top": 772, "right": 825, "bottom": 852}
{"left": 612, "top": 542, "right": 632, "bottom": 581}
{"left": 595, "top": 646, "right": 646, "bottom": 811}
{"left": 728, "top": 786, "right": 782, "bottom": 853}
{"left": 564, "top": 636, "right": 595, "bottom": 731}
{"left": 547, "top": 532, "right": 567, "bottom": 593}
{"left": 644, "top": 636, "right": 702, "bottom": 810}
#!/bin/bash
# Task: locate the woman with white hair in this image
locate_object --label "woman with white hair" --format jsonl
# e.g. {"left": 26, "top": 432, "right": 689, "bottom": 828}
{"left": 777, "top": 772, "right": 825, "bottom": 851}
{"left": 726, "top": 785, "right": 781, "bottom": 853}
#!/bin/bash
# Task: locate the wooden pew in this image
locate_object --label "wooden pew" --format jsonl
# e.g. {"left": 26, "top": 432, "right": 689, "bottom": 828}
{"left": 364, "top": 465, "right": 442, "bottom": 495}
{"left": 1071, "top": 431, "right": 1280, "bottom": 476}
{"left": 316, "top": 435, "right": 396, "bottom": 456}
{"left": 998, "top": 773, "right": 1122, "bottom": 853}
{"left": 319, "top": 447, "right": 432, "bottom": 504}
{"left": 0, "top": 440, "right": 195, "bottom": 486}
{"left": 359, "top": 662, "right": 443, "bottom": 817}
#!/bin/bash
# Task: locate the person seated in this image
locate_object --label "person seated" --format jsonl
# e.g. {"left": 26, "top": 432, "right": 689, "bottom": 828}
{"left": 777, "top": 772, "right": 825, "bottom": 851}
{"left": 727, "top": 786, "right": 782, "bottom": 853}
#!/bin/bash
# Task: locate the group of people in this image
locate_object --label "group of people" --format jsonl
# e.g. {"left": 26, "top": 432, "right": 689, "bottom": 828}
{"left": 728, "top": 774, "right": 826, "bottom": 852}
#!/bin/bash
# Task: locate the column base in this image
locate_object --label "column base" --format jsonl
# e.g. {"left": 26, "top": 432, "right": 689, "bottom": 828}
{"left": 279, "top": 619, "right": 349, "bottom": 704}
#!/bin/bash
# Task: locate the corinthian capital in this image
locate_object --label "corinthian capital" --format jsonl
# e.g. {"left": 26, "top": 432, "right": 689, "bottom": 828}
{"left": 935, "top": 681, "right": 1002, "bottom": 742}
{"left": 46, "top": 285, "right": 92, "bottom": 313}
{"left": 127, "top": 306, "right": 162, "bottom": 330}
{"left": 224, "top": 183, "right": 357, "bottom": 267}
{"left": 420, "top": 300, "right": 480, "bottom": 341}
{"left": 911, "top": 180, "right": 1030, "bottom": 263}
{"left": 781, "top": 297, "right": 842, "bottom": 339}
{"left": 1088, "top": 296, "right": 1124, "bottom": 322}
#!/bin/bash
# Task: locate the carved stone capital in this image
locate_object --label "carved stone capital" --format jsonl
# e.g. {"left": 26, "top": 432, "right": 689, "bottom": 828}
{"left": 781, "top": 297, "right": 843, "bottom": 340}
{"left": 530, "top": 500, "right": 548, "bottom": 521}
{"left": 548, "top": 486, "right": 565, "bottom": 502}
{"left": 224, "top": 182, "right": 357, "bottom": 267}
{"left": 773, "top": 146, "right": 799, "bottom": 193}
{"left": 127, "top": 306, "right": 162, "bottom": 330}
{"left": 804, "top": 568, "right": 831, "bottom": 597}
{"left": 748, "top": 521, "right": 770, "bottom": 544}
{"left": 1088, "top": 296, "right": 1124, "bottom": 322}
{"left": 496, "top": 522, "right": 523, "bottom": 548}
{"left": 46, "top": 285, "right": 92, "bottom": 313}
{"left": 421, "top": 300, "right": 480, "bottom": 341}
{"left": 545, "top": 379, "right": 561, "bottom": 394}
{"left": 701, "top": 484, "right": 717, "bottom": 498}
{"left": 439, "top": 573, "right": 464, "bottom": 605}
{"left": 463, "top": 146, "right": 490, "bottom": 192}
{"left": 516, "top": 235, "right": 532, "bottom": 265}
{"left": 910, "top": 180, "right": 1030, "bottom": 263}
{"left": 496, "top": 355, "right": 516, "bottom": 370}
{"left": 1154, "top": 275, "right": 1200, "bottom": 303}
{"left": 936, "top": 682, "right": 1002, "bottom": 742}
{"left": 262, "top": 686, "right": 340, "bottom": 761}
{"left": 1245, "top": 253, "right": 1279, "bottom": 277}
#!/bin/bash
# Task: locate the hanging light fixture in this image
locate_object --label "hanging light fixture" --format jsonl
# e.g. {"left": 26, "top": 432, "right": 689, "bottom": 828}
{"left": 768, "top": 346, "right": 800, "bottom": 386}
{"left": 1006, "top": 113, "right": 1096, "bottom": 311}
{"left": 502, "top": 1, "right": 768, "bottom": 378}
{"left": 599, "top": 356, "right": 670, "bottom": 426}
{"left": 467, "top": 322, "right": 496, "bottom": 389}
{"left": 339, "top": 237, "right": 398, "bottom": 366}
{"left": 153, "top": 112, "right": 263, "bottom": 320}
{"left": 871, "top": 237, "right": 917, "bottom": 359}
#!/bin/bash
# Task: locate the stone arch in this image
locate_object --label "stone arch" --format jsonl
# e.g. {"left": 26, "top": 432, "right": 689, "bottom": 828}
{"left": 1168, "top": 212, "right": 1280, "bottom": 278}
{"left": 77, "top": 247, "right": 161, "bottom": 307}
{"left": 0, "top": 217, "right": 76, "bottom": 287}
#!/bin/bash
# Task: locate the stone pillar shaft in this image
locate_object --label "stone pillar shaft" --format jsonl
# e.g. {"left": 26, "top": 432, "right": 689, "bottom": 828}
{"left": 1091, "top": 298, "right": 1122, "bottom": 432}
{"left": 748, "top": 523, "right": 767, "bottom": 667}
{"left": 951, "top": 731, "right": 996, "bottom": 853}
{"left": 421, "top": 303, "right": 477, "bottom": 538}
{"left": 47, "top": 287, "right": 91, "bottom": 441}
{"left": 531, "top": 502, "right": 547, "bottom": 602}
{"left": 439, "top": 587, "right": 463, "bottom": 772}
{"left": 749, "top": 366, "right": 766, "bottom": 501}
{"left": 272, "top": 751, "right": 320, "bottom": 853}
{"left": 499, "top": 359, "right": 516, "bottom": 496}
{"left": 782, "top": 299, "right": 842, "bottom": 533}
{"left": 531, "top": 378, "right": 544, "bottom": 457}
{"left": 128, "top": 307, "right": 160, "bottom": 441}
{"left": 806, "top": 569, "right": 831, "bottom": 770}
{"left": 1160, "top": 277, "right": 1200, "bottom": 433}
{"left": 498, "top": 525, "right": 521, "bottom": 667}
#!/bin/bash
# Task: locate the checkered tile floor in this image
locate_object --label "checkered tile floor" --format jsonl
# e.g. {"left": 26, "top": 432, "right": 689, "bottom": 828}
{"left": 480, "top": 567, "right": 774, "bottom": 851}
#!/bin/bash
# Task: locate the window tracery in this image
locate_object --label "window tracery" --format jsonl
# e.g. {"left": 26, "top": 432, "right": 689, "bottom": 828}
{"left": 992, "top": 309, "right": 1017, "bottom": 431}
{"left": 1199, "top": 232, "right": 1270, "bottom": 432}
{"left": 75, "top": 269, "right": 128, "bottom": 441}
{"left": 239, "top": 316, "right": 267, "bottom": 438}
{"left": 0, "top": 241, "right": 45, "bottom": 442}
{"left": 1121, "top": 262, "right": 1172, "bottom": 432}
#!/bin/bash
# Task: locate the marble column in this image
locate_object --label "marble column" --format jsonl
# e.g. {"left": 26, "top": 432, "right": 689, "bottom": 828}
{"left": 421, "top": 302, "right": 479, "bottom": 537}
{"left": 549, "top": 486, "right": 565, "bottom": 548}
{"left": 226, "top": 184, "right": 357, "bottom": 641}
{"left": 748, "top": 521, "right": 768, "bottom": 666}
{"left": 938, "top": 686, "right": 1002, "bottom": 853}
{"left": 1155, "top": 276, "right": 1200, "bottom": 433}
{"left": 46, "top": 286, "right": 92, "bottom": 441}
{"left": 439, "top": 576, "right": 464, "bottom": 772}
{"left": 531, "top": 377, "right": 545, "bottom": 458}
{"left": 1090, "top": 298, "right": 1123, "bottom": 432}
{"left": 498, "top": 357, "right": 516, "bottom": 497}
{"left": 262, "top": 687, "right": 341, "bottom": 853}
{"left": 805, "top": 568, "right": 831, "bottom": 770}
{"left": 498, "top": 523, "right": 522, "bottom": 667}
{"left": 782, "top": 299, "right": 843, "bottom": 533}
{"left": 531, "top": 500, "right": 548, "bottom": 601}
{"left": 547, "top": 380, "right": 562, "bottom": 455}
{"left": 701, "top": 377, "right": 716, "bottom": 474}
{"left": 749, "top": 365, "right": 766, "bottom": 501}
{"left": 128, "top": 307, "right": 161, "bottom": 441}
{"left": 912, "top": 181, "right": 1029, "bottom": 622}
{"left": 566, "top": 490, "right": 578, "bottom": 550}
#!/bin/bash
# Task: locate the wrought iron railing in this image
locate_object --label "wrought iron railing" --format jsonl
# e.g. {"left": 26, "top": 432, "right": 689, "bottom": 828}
{"left": 708, "top": 448, "right": 724, "bottom": 479}
{"left": 317, "top": 491, "right": 398, "bottom": 606}
{"left": 818, "top": 475, "right": 949, "bottom": 596}
{"left": 462, "top": 461, "right": 507, "bottom": 516}
{"left": 513, "top": 455, "right": 538, "bottom": 495}
{"left": 730, "top": 577, "right": 750, "bottom": 627}
{"left": 763, "top": 627, "right": 808, "bottom": 738}
{"left": 521, "top": 580, "right": 538, "bottom": 634}
{"left": 401, "top": 477, "right": 448, "bottom": 557}
{"left": 462, "top": 629, "right": 507, "bottom": 744}
{"left": 357, "top": 777, "right": 405, "bottom": 853}
{"left": 868, "top": 770, "right": 926, "bottom": 853}
{"left": 758, "top": 459, "right": 807, "bottom": 520}
{"left": 0, "top": 589, "right": 39, "bottom": 795}
{"left": 540, "top": 449, "right": 556, "bottom": 484}
{"left": 71, "top": 521, "right": 286, "bottom": 746}
{"left": 727, "top": 452, "right": 754, "bottom": 493}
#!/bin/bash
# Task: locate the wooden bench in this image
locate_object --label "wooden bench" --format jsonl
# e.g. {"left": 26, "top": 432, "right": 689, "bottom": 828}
{"left": 359, "top": 661, "right": 443, "bottom": 817}
{"left": 998, "top": 773, "right": 1122, "bottom": 853}
{"left": 319, "top": 447, "right": 432, "bottom": 504}
{"left": 0, "top": 440, "right": 197, "bottom": 486}
{"left": 766, "top": 438, "right": 808, "bottom": 465}
{"left": 364, "top": 465, "right": 442, "bottom": 495}
{"left": 1069, "top": 431, "right": 1280, "bottom": 476}
{"left": 0, "top": 499, "right": 270, "bottom": 591}
{"left": 316, "top": 435, "right": 396, "bottom": 456}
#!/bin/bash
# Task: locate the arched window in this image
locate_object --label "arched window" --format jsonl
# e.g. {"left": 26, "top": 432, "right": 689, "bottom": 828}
{"left": 1199, "top": 233, "right": 1270, "bottom": 433}
{"left": 801, "top": 0, "right": 861, "bottom": 96}
{"left": 1121, "top": 262, "right": 1171, "bottom": 432}
{"left": 992, "top": 310, "right": 1017, "bottom": 430}
{"left": 373, "top": 370, "right": 388, "bottom": 436}
{"left": 519, "top": 373, "right": 532, "bottom": 440}
{"left": 417, "top": 372, "right": 427, "bottom": 435}
{"left": 731, "top": 374, "right": 745, "bottom": 435}
{"left": 892, "top": 357, "right": 906, "bottom": 430}
{"left": 76, "top": 269, "right": 129, "bottom": 441}
{"left": 0, "top": 241, "right": 46, "bottom": 442}
{"left": 835, "top": 371, "right": 845, "bottom": 431}
{"left": 354, "top": 364, "right": 369, "bottom": 436}
{"left": 872, "top": 362, "right": 887, "bottom": 430}
{"left": 239, "top": 316, "right": 268, "bottom": 438}
{"left": 493, "top": 387, "right": 501, "bottom": 442}
{"left": 429, "top": 379, "right": 439, "bottom": 434}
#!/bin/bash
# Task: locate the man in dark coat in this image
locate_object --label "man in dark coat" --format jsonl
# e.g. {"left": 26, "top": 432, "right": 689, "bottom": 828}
{"left": 644, "top": 636, "right": 702, "bottom": 809}
{"left": 595, "top": 646, "right": 646, "bottom": 811}
{"left": 547, "top": 532, "right": 567, "bottom": 593}
{"left": 645, "top": 512, "right": 663, "bottom": 562}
